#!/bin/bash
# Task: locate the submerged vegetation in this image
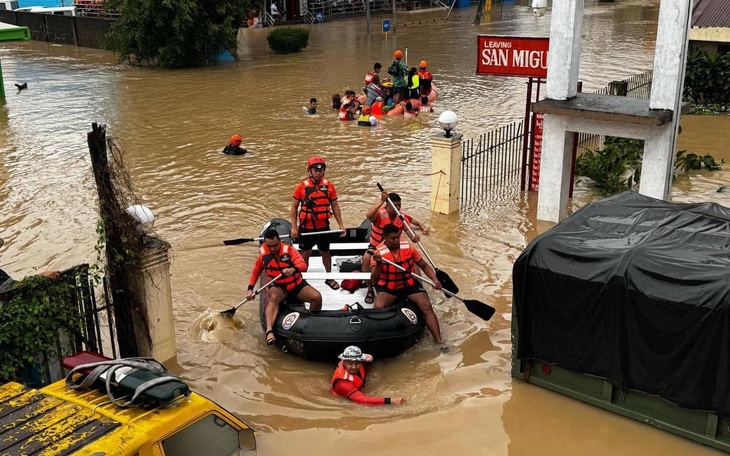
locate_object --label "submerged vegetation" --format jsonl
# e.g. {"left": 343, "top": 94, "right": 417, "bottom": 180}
{"left": 575, "top": 136, "right": 724, "bottom": 195}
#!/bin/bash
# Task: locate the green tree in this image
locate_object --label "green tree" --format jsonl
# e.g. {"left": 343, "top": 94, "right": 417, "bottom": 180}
{"left": 684, "top": 46, "right": 730, "bottom": 105}
{"left": 104, "top": 0, "right": 251, "bottom": 68}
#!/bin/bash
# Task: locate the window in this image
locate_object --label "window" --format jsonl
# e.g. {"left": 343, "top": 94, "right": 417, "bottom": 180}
{"left": 0, "top": 5, "right": 6, "bottom": 10}
{"left": 162, "top": 414, "right": 239, "bottom": 456}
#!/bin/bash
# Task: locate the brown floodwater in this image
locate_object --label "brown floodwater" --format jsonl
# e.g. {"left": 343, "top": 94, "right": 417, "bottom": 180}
{"left": 1, "top": 0, "right": 729, "bottom": 454}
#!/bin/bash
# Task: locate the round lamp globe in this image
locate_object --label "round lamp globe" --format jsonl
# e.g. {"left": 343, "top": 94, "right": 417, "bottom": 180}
{"left": 126, "top": 204, "right": 155, "bottom": 225}
{"left": 438, "top": 110, "right": 459, "bottom": 137}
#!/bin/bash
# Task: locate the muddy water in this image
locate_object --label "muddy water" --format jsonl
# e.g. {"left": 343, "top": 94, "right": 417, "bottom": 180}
{"left": 0, "top": 0, "right": 727, "bottom": 454}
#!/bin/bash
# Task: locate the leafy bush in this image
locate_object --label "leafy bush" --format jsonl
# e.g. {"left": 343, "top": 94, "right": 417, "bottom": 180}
{"left": 575, "top": 136, "right": 724, "bottom": 195}
{"left": 267, "top": 27, "right": 310, "bottom": 54}
{"left": 575, "top": 137, "right": 644, "bottom": 195}
{"left": 0, "top": 276, "right": 84, "bottom": 383}
{"left": 104, "top": 0, "right": 250, "bottom": 68}
{"left": 684, "top": 46, "right": 730, "bottom": 105}
{"left": 675, "top": 150, "right": 724, "bottom": 172}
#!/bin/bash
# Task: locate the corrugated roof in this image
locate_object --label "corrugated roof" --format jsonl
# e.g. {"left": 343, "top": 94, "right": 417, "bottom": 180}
{"left": 692, "top": 0, "right": 730, "bottom": 28}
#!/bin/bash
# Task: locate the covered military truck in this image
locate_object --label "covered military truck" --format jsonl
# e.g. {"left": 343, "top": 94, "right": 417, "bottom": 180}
{"left": 512, "top": 191, "right": 730, "bottom": 452}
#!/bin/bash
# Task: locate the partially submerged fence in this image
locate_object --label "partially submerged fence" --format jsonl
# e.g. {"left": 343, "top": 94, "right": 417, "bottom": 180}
{"left": 460, "top": 119, "right": 523, "bottom": 208}
{"left": 458, "top": 70, "right": 652, "bottom": 209}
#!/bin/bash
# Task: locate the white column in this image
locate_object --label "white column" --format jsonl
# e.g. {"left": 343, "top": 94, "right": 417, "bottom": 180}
{"left": 537, "top": 114, "right": 573, "bottom": 222}
{"left": 131, "top": 237, "right": 177, "bottom": 365}
{"left": 642, "top": 0, "right": 693, "bottom": 200}
{"left": 431, "top": 134, "right": 462, "bottom": 215}
{"left": 639, "top": 124, "right": 675, "bottom": 200}
{"left": 545, "top": 0, "right": 585, "bottom": 101}
{"left": 650, "top": 0, "right": 692, "bottom": 110}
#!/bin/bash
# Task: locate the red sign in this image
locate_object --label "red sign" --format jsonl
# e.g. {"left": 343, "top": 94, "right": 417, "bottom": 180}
{"left": 529, "top": 113, "right": 544, "bottom": 192}
{"left": 477, "top": 36, "right": 549, "bottom": 78}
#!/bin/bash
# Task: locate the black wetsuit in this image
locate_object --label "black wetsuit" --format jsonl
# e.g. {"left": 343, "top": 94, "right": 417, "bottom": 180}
{"left": 222, "top": 145, "right": 248, "bottom": 155}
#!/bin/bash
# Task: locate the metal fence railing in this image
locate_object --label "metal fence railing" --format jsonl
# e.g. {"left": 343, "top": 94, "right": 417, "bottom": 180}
{"left": 577, "top": 70, "right": 653, "bottom": 147}
{"left": 306, "top": 0, "right": 391, "bottom": 20}
{"left": 460, "top": 119, "right": 524, "bottom": 208}
{"left": 0, "top": 264, "right": 117, "bottom": 387}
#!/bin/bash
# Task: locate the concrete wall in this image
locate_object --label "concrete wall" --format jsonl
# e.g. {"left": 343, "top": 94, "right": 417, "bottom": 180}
{"left": 0, "top": 10, "right": 112, "bottom": 48}
{"left": 690, "top": 26, "right": 730, "bottom": 44}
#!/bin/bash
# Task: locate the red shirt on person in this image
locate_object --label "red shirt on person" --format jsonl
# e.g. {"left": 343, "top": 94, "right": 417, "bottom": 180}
{"left": 371, "top": 241, "right": 423, "bottom": 290}
{"left": 369, "top": 206, "right": 412, "bottom": 246}
{"left": 331, "top": 361, "right": 391, "bottom": 405}
{"left": 292, "top": 177, "right": 339, "bottom": 230}
{"left": 248, "top": 242, "right": 308, "bottom": 290}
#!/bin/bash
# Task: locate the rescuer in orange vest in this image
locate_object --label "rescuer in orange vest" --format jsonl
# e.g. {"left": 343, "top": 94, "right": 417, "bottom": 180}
{"left": 290, "top": 156, "right": 346, "bottom": 291}
{"left": 361, "top": 191, "right": 429, "bottom": 304}
{"left": 331, "top": 345, "right": 406, "bottom": 405}
{"left": 371, "top": 224, "right": 447, "bottom": 351}
{"left": 247, "top": 229, "right": 322, "bottom": 345}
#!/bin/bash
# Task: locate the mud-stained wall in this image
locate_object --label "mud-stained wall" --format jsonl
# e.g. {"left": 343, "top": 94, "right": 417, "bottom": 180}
{"left": 0, "top": 11, "right": 112, "bottom": 48}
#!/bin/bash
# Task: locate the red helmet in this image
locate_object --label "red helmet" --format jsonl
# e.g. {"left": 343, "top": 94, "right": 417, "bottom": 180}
{"left": 419, "top": 60, "right": 427, "bottom": 68}
{"left": 307, "top": 156, "right": 326, "bottom": 170}
{"left": 230, "top": 134, "right": 242, "bottom": 145}
{"left": 394, "top": 50, "right": 403, "bottom": 59}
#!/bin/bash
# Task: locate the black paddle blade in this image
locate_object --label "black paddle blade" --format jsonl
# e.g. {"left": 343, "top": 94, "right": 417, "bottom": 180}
{"left": 436, "top": 268, "right": 459, "bottom": 298}
{"left": 220, "top": 307, "right": 237, "bottom": 317}
{"left": 223, "top": 237, "right": 254, "bottom": 246}
{"left": 464, "top": 299, "right": 495, "bottom": 321}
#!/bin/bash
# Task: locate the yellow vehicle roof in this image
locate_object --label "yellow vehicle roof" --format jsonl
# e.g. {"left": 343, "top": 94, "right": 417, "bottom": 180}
{"left": 0, "top": 380, "right": 247, "bottom": 456}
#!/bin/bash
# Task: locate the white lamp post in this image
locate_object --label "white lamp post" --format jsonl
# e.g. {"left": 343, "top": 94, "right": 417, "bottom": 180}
{"left": 126, "top": 204, "right": 155, "bottom": 233}
{"left": 531, "top": 0, "right": 547, "bottom": 17}
{"left": 438, "top": 110, "right": 458, "bottom": 138}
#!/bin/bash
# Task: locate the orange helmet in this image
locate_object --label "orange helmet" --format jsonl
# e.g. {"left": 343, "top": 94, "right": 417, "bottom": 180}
{"left": 362, "top": 105, "right": 372, "bottom": 115}
{"left": 230, "top": 134, "right": 242, "bottom": 145}
{"left": 307, "top": 156, "right": 326, "bottom": 170}
{"left": 394, "top": 50, "right": 403, "bottom": 59}
{"left": 419, "top": 60, "right": 427, "bottom": 68}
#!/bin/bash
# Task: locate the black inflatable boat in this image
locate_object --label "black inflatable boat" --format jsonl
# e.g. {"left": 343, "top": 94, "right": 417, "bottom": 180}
{"left": 258, "top": 218, "right": 426, "bottom": 362}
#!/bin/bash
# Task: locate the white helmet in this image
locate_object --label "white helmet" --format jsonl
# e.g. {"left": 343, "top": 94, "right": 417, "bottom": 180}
{"left": 338, "top": 345, "right": 369, "bottom": 362}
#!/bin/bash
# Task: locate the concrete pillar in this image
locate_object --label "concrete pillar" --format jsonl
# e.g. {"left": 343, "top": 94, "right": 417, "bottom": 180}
{"left": 643, "top": 0, "right": 692, "bottom": 200}
{"left": 431, "top": 133, "right": 462, "bottom": 215}
{"left": 545, "top": 0, "right": 584, "bottom": 101}
{"left": 536, "top": 114, "right": 573, "bottom": 222}
{"left": 130, "top": 236, "right": 177, "bottom": 365}
{"left": 650, "top": 0, "right": 692, "bottom": 110}
{"left": 639, "top": 124, "right": 675, "bottom": 199}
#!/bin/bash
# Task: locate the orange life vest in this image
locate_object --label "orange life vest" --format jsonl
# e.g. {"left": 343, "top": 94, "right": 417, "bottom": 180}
{"left": 372, "top": 101, "right": 384, "bottom": 117}
{"left": 330, "top": 360, "right": 366, "bottom": 395}
{"left": 376, "top": 240, "right": 416, "bottom": 290}
{"left": 259, "top": 243, "right": 303, "bottom": 291}
{"left": 364, "top": 71, "right": 377, "bottom": 86}
{"left": 369, "top": 206, "right": 408, "bottom": 246}
{"left": 298, "top": 178, "right": 333, "bottom": 230}
{"left": 338, "top": 105, "right": 350, "bottom": 120}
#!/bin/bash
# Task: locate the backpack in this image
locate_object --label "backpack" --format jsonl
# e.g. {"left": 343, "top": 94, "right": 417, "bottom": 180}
{"left": 387, "top": 61, "right": 404, "bottom": 78}
{"left": 340, "top": 270, "right": 364, "bottom": 293}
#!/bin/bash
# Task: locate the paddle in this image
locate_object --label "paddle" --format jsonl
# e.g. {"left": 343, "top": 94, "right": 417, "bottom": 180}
{"left": 223, "top": 230, "right": 343, "bottom": 246}
{"left": 380, "top": 259, "right": 495, "bottom": 321}
{"left": 376, "top": 183, "right": 459, "bottom": 297}
{"left": 219, "top": 273, "right": 284, "bottom": 317}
